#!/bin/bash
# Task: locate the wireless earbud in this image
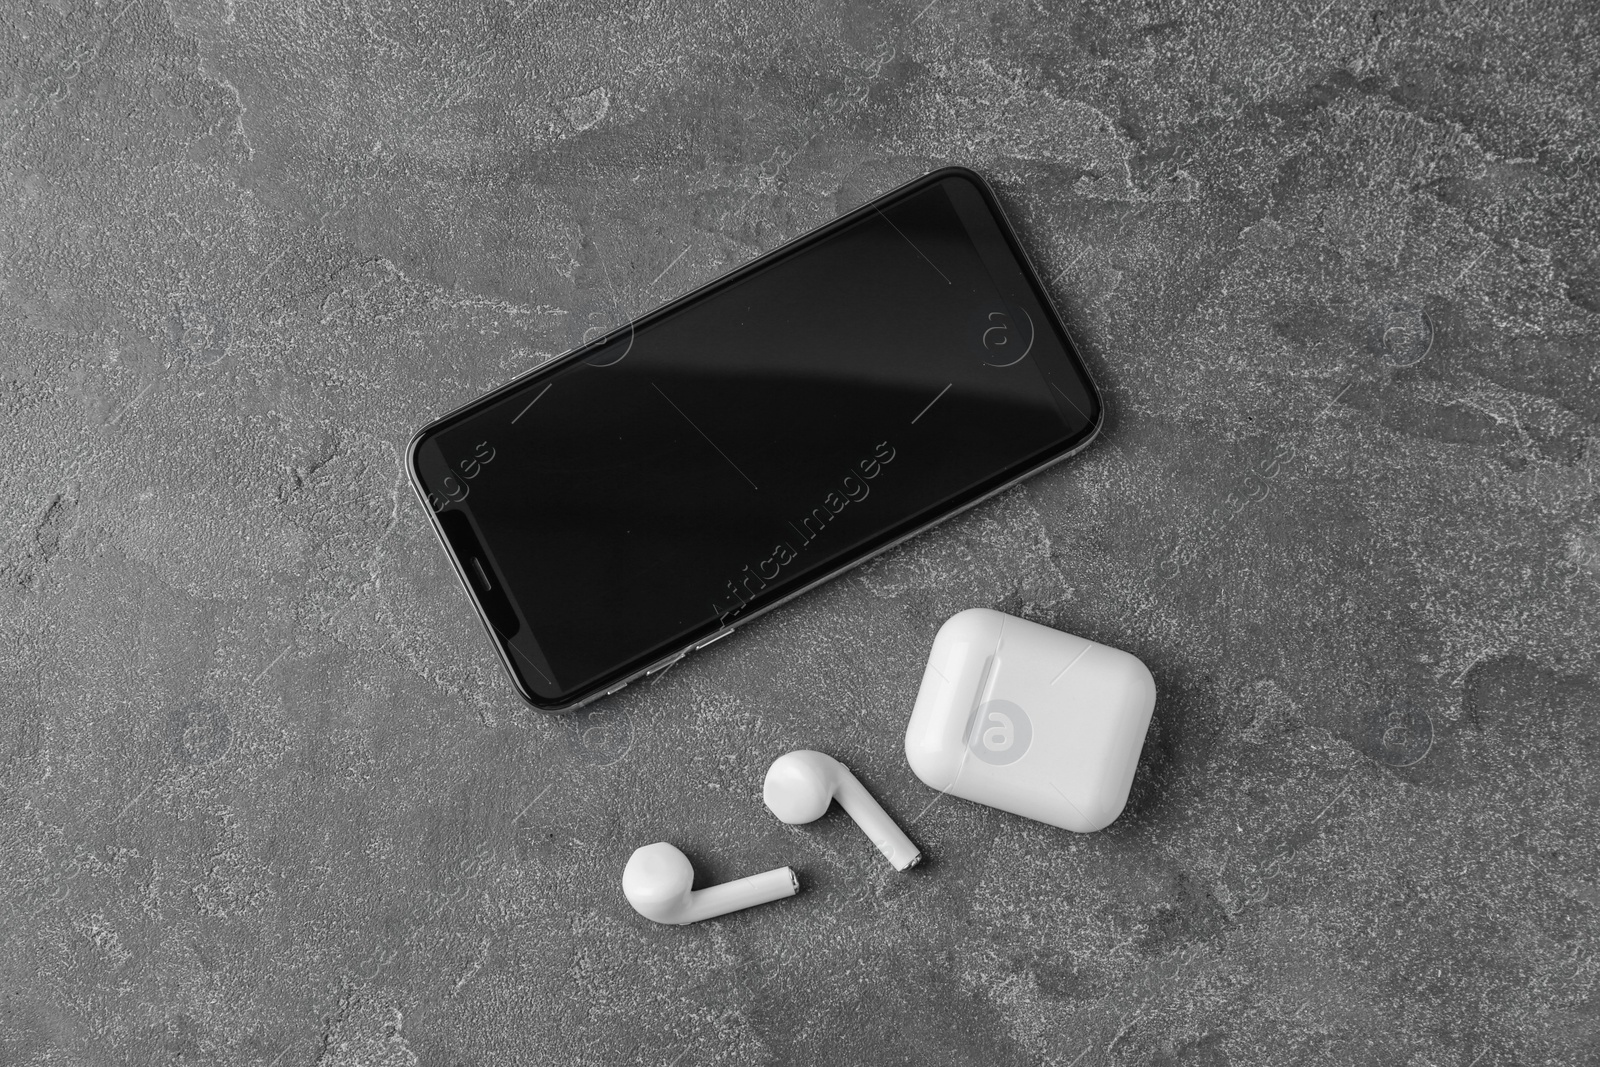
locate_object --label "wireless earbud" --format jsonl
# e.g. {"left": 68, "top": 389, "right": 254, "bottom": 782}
{"left": 763, "top": 750, "right": 922, "bottom": 870}
{"left": 622, "top": 842, "right": 799, "bottom": 925}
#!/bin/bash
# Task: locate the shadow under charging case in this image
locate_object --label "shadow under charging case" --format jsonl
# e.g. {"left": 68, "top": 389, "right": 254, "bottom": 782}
{"left": 904, "top": 609, "right": 1156, "bottom": 832}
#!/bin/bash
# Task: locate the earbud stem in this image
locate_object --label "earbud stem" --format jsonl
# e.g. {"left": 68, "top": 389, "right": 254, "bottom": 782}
{"left": 834, "top": 773, "right": 922, "bottom": 871}
{"left": 679, "top": 866, "right": 799, "bottom": 924}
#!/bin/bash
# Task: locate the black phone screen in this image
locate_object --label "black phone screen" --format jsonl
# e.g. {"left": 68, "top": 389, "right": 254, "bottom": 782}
{"left": 410, "top": 168, "right": 1100, "bottom": 708}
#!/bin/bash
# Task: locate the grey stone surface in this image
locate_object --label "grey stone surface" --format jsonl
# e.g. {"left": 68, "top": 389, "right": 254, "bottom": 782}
{"left": 2, "top": 0, "right": 1598, "bottom": 1063}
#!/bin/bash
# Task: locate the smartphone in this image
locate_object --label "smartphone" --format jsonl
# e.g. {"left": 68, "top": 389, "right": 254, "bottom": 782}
{"left": 408, "top": 166, "right": 1102, "bottom": 710}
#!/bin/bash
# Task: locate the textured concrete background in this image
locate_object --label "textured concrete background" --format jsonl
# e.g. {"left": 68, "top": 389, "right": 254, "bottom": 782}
{"left": 3, "top": 0, "right": 1598, "bottom": 1063}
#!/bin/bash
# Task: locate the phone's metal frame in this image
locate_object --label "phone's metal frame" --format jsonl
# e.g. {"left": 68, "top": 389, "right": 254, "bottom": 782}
{"left": 407, "top": 166, "right": 1103, "bottom": 711}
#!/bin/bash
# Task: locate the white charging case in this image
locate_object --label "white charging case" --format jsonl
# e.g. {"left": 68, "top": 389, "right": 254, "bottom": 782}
{"left": 904, "top": 608, "right": 1156, "bottom": 833}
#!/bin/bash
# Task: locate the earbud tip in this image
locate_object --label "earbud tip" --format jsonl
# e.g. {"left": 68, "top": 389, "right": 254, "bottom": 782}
{"left": 762, "top": 759, "right": 834, "bottom": 824}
